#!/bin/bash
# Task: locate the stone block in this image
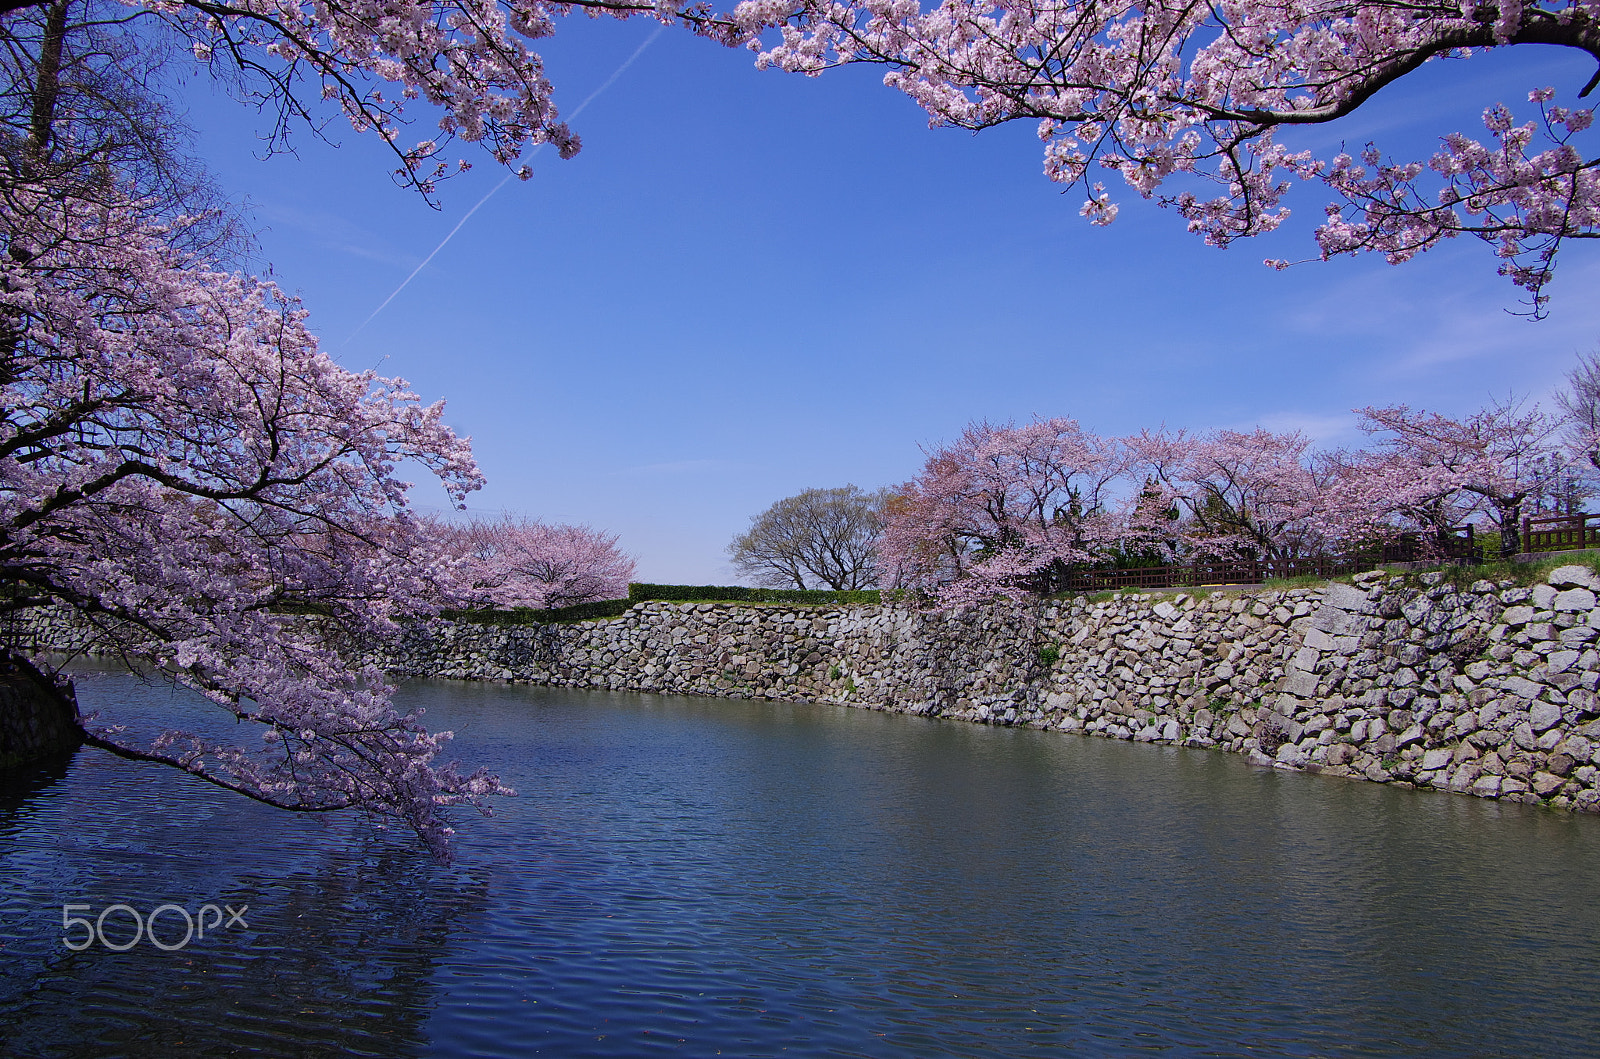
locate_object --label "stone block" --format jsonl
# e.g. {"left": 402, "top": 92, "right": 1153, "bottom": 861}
{"left": 1561, "top": 734, "right": 1593, "bottom": 759}
{"left": 1549, "top": 566, "right": 1600, "bottom": 591}
{"left": 1321, "top": 582, "right": 1371, "bottom": 613}
{"left": 1304, "top": 627, "right": 1337, "bottom": 651}
{"left": 1310, "top": 608, "right": 1368, "bottom": 636}
{"left": 1548, "top": 650, "right": 1583, "bottom": 674}
{"left": 1280, "top": 671, "right": 1319, "bottom": 698}
{"left": 1530, "top": 700, "right": 1564, "bottom": 732}
{"left": 1502, "top": 606, "right": 1535, "bottom": 627}
{"left": 1555, "top": 588, "right": 1597, "bottom": 612}
{"left": 1532, "top": 771, "right": 1566, "bottom": 797}
{"left": 1261, "top": 712, "right": 1305, "bottom": 744}
{"left": 1500, "top": 676, "right": 1544, "bottom": 700}
{"left": 1275, "top": 743, "right": 1309, "bottom": 768}
{"left": 1421, "top": 748, "right": 1453, "bottom": 771}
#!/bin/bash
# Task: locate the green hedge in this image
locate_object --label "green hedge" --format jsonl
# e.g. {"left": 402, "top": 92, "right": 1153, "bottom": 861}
{"left": 442, "top": 599, "right": 632, "bottom": 625}
{"left": 441, "top": 585, "right": 880, "bottom": 625}
{"left": 627, "top": 583, "right": 880, "bottom": 605}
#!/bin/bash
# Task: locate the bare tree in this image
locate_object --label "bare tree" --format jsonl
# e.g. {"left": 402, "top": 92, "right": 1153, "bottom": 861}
{"left": 0, "top": 0, "right": 251, "bottom": 258}
{"left": 728, "top": 486, "right": 887, "bottom": 591}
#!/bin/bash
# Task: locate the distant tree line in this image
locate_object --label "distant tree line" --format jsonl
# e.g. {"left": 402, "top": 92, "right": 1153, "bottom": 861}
{"left": 728, "top": 353, "right": 1600, "bottom": 607}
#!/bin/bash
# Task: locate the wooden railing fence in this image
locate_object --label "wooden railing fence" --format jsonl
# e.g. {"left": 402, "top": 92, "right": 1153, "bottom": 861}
{"left": 1055, "top": 526, "right": 1479, "bottom": 593}
{"left": 1523, "top": 513, "right": 1600, "bottom": 554}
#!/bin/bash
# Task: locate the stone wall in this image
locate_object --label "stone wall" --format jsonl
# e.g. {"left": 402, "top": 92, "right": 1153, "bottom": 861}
{"left": 17, "top": 565, "right": 1600, "bottom": 811}
{"left": 0, "top": 655, "right": 81, "bottom": 769}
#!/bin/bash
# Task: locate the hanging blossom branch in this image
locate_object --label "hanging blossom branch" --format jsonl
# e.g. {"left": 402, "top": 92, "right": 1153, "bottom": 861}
{"left": 0, "top": 186, "right": 509, "bottom": 859}
{"left": 87, "top": 0, "right": 749, "bottom": 198}
{"left": 730, "top": 0, "right": 1600, "bottom": 313}
{"left": 2, "top": 0, "right": 1588, "bottom": 298}
{"left": 1316, "top": 90, "right": 1596, "bottom": 313}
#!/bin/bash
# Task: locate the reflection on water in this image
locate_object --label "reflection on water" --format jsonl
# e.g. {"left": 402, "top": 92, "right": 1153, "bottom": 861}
{"left": 0, "top": 669, "right": 490, "bottom": 1057}
{"left": 3, "top": 663, "right": 1600, "bottom": 1056}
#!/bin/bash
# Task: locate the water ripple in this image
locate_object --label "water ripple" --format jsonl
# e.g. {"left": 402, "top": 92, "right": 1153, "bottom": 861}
{"left": 2, "top": 666, "right": 1598, "bottom": 1056}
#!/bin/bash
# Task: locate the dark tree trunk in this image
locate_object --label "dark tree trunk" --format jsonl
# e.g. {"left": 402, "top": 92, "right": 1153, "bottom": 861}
{"left": 1500, "top": 499, "right": 1523, "bottom": 557}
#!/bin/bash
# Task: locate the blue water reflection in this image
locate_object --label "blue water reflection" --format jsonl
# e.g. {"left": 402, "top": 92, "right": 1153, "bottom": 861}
{"left": 3, "top": 663, "right": 1599, "bottom": 1056}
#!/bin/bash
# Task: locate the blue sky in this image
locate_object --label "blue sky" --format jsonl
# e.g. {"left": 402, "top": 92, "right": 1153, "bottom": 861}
{"left": 181, "top": 21, "right": 1600, "bottom": 583}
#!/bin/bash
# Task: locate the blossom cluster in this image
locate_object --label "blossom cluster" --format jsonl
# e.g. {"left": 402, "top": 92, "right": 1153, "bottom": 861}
{"left": 429, "top": 514, "right": 635, "bottom": 609}
{"left": 734, "top": 0, "right": 1599, "bottom": 309}
{"left": 882, "top": 404, "right": 1575, "bottom": 606}
{"left": 0, "top": 187, "right": 509, "bottom": 858}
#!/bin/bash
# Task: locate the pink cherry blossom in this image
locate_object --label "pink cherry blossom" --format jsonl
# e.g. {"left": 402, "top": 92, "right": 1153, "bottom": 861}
{"left": 736, "top": 0, "right": 1600, "bottom": 312}
{"left": 878, "top": 417, "right": 1128, "bottom": 604}
{"left": 0, "top": 186, "right": 509, "bottom": 859}
{"left": 1130, "top": 427, "right": 1334, "bottom": 562}
{"left": 431, "top": 514, "right": 635, "bottom": 609}
{"left": 1343, "top": 401, "right": 1569, "bottom": 554}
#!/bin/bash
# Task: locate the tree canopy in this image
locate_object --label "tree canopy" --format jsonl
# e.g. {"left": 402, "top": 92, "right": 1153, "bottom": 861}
{"left": 730, "top": 485, "right": 888, "bottom": 590}
{"left": 0, "top": 0, "right": 1582, "bottom": 300}
{"left": 0, "top": 0, "right": 509, "bottom": 858}
{"left": 881, "top": 399, "right": 1580, "bottom": 606}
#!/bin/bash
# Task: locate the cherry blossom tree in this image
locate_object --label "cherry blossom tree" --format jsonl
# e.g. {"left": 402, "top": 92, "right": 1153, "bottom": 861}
{"left": 436, "top": 514, "right": 634, "bottom": 609}
{"left": 0, "top": 186, "right": 508, "bottom": 859}
{"left": 0, "top": 0, "right": 529, "bottom": 860}
{"left": 741, "top": 0, "right": 1600, "bottom": 313}
{"left": 0, "top": 0, "right": 249, "bottom": 255}
{"left": 1317, "top": 443, "right": 1478, "bottom": 556}
{"left": 1558, "top": 346, "right": 1600, "bottom": 472}
{"left": 1350, "top": 401, "right": 1569, "bottom": 555}
{"left": 878, "top": 417, "right": 1126, "bottom": 603}
{"left": 1130, "top": 427, "right": 1332, "bottom": 562}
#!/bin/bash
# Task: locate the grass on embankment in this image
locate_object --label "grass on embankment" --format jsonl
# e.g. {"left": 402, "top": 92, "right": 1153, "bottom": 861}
{"left": 1411, "top": 550, "right": 1600, "bottom": 590}
{"left": 1259, "top": 551, "right": 1600, "bottom": 594}
{"left": 1076, "top": 550, "right": 1600, "bottom": 604}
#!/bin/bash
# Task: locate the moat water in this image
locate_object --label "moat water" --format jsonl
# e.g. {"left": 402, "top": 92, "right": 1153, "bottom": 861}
{"left": 2, "top": 663, "right": 1599, "bottom": 1056}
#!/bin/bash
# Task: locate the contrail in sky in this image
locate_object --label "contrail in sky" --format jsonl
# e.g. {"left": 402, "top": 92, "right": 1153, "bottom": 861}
{"left": 344, "top": 24, "right": 667, "bottom": 346}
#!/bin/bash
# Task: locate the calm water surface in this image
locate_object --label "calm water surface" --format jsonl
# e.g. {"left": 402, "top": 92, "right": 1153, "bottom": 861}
{"left": 2, "top": 663, "right": 1599, "bottom": 1056}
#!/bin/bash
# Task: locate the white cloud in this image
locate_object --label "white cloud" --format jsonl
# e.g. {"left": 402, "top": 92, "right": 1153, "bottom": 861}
{"left": 1247, "top": 410, "right": 1364, "bottom": 448}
